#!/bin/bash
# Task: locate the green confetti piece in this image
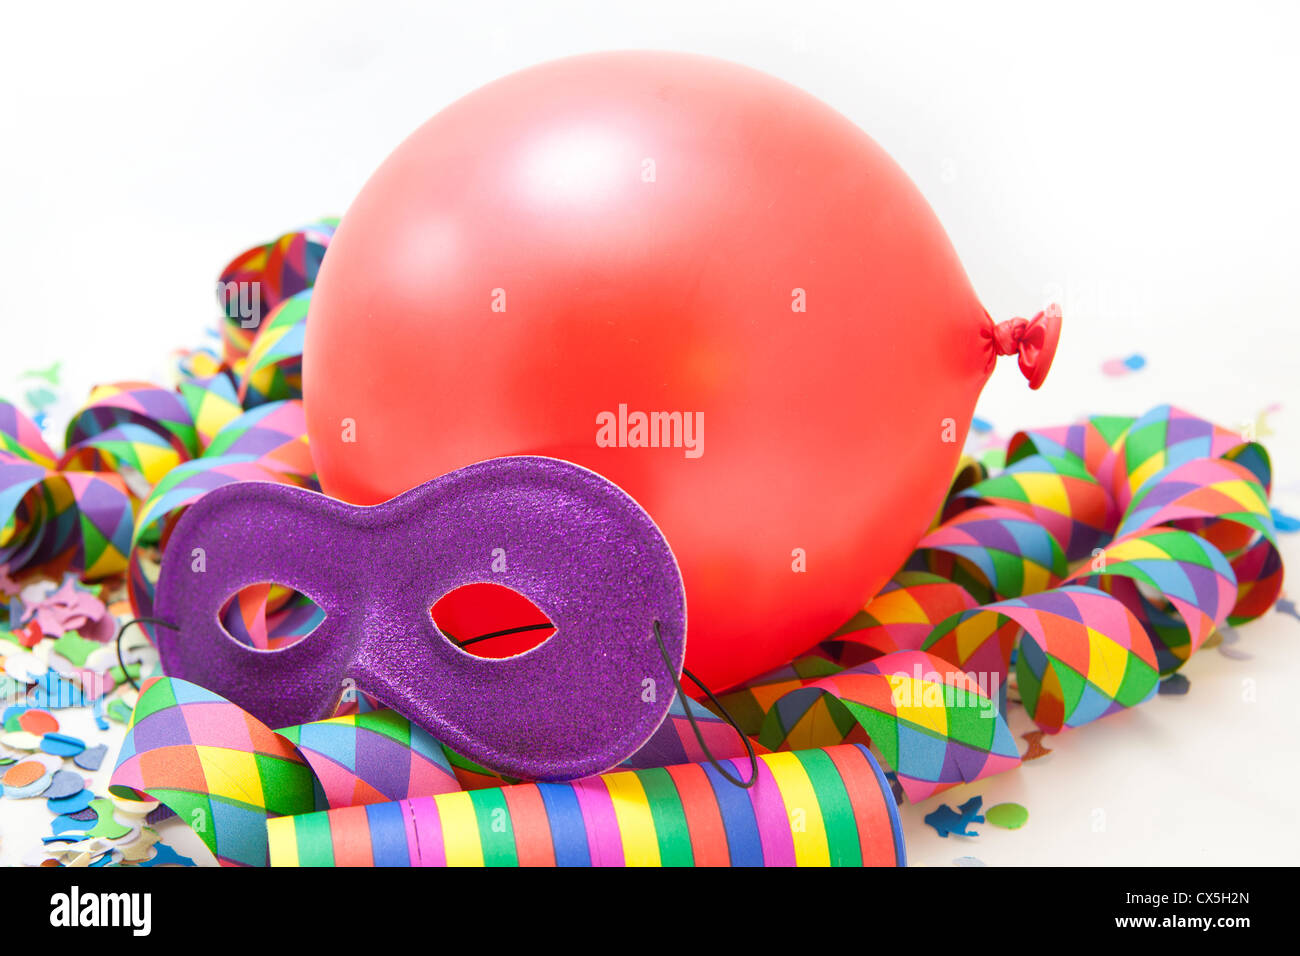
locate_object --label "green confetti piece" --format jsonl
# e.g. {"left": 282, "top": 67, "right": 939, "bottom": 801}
{"left": 985, "top": 802, "right": 1029, "bottom": 830}
{"left": 106, "top": 698, "right": 135, "bottom": 724}
{"left": 86, "top": 798, "right": 133, "bottom": 840}
{"left": 107, "top": 661, "right": 143, "bottom": 684}
{"left": 52, "top": 632, "right": 101, "bottom": 668}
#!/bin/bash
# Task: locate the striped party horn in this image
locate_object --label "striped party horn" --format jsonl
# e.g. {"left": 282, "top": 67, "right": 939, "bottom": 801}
{"left": 267, "top": 743, "right": 904, "bottom": 867}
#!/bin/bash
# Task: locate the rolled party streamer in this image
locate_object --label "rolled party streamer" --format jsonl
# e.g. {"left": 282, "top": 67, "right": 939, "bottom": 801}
{"left": 216, "top": 219, "right": 337, "bottom": 366}
{"left": 239, "top": 288, "right": 311, "bottom": 407}
{"left": 266, "top": 743, "right": 904, "bottom": 867}
{"left": 111, "top": 677, "right": 461, "bottom": 866}
{"left": 717, "top": 405, "right": 1282, "bottom": 799}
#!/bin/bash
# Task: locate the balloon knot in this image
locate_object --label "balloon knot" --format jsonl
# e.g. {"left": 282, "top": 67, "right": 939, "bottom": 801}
{"left": 985, "top": 304, "right": 1062, "bottom": 390}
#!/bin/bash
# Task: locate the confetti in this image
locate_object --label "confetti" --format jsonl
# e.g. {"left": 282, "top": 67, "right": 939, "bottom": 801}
{"left": 985, "top": 802, "right": 1029, "bottom": 829}
{"left": 4, "top": 707, "right": 58, "bottom": 735}
{"left": 47, "top": 790, "right": 93, "bottom": 815}
{"left": 91, "top": 697, "right": 109, "bottom": 731}
{"left": 1021, "top": 731, "right": 1052, "bottom": 761}
{"left": 73, "top": 743, "right": 107, "bottom": 771}
{"left": 1, "top": 730, "right": 41, "bottom": 751}
{"left": 1158, "top": 673, "right": 1191, "bottom": 695}
{"left": 50, "top": 632, "right": 100, "bottom": 668}
{"left": 41, "top": 769, "right": 86, "bottom": 799}
{"left": 105, "top": 699, "right": 134, "bottom": 724}
{"left": 1271, "top": 507, "right": 1299, "bottom": 533}
{"left": 138, "top": 842, "right": 196, "bottom": 867}
{"left": 924, "top": 796, "right": 985, "bottom": 838}
{"left": 4, "top": 652, "right": 46, "bottom": 683}
{"left": 1101, "top": 353, "right": 1147, "bottom": 376}
{"left": 40, "top": 733, "right": 86, "bottom": 758}
{"left": 3, "top": 757, "right": 57, "bottom": 798}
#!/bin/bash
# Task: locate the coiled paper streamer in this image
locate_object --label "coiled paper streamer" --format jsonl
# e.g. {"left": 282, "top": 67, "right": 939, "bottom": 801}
{"left": 265, "top": 743, "right": 904, "bottom": 867}
{"left": 0, "top": 221, "right": 334, "bottom": 593}
{"left": 110, "top": 677, "right": 460, "bottom": 866}
{"left": 719, "top": 406, "right": 1283, "bottom": 802}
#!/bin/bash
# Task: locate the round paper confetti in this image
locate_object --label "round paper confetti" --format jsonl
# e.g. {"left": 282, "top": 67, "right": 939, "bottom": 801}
{"left": 42, "top": 769, "right": 88, "bottom": 799}
{"left": 2, "top": 757, "right": 56, "bottom": 798}
{"left": 1, "top": 730, "right": 42, "bottom": 751}
{"left": 12, "top": 709, "right": 59, "bottom": 736}
{"left": 1158, "top": 673, "right": 1191, "bottom": 696}
{"left": 3, "top": 759, "right": 47, "bottom": 788}
{"left": 4, "top": 652, "right": 47, "bottom": 682}
{"left": 48, "top": 789, "right": 94, "bottom": 815}
{"left": 985, "top": 802, "right": 1029, "bottom": 830}
{"left": 40, "top": 732, "right": 86, "bottom": 757}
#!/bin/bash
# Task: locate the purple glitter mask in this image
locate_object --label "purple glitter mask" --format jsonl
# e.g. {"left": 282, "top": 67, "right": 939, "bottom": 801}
{"left": 152, "top": 456, "right": 687, "bottom": 781}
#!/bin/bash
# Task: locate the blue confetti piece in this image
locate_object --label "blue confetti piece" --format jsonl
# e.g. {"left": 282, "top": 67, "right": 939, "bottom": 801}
{"left": 140, "top": 842, "right": 196, "bottom": 867}
{"left": 50, "top": 814, "right": 92, "bottom": 836}
{"left": 26, "top": 673, "right": 88, "bottom": 709}
{"left": 41, "top": 732, "right": 86, "bottom": 758}
{"left": 41, "top": 769, "right": 85, "bottom": 799}
{"left": 47, "top": 788, "right": 93, "bottom": 815}
{"left": 1271, "top": 507, "right": 1299, "bottom": 534}
{"left": 971, "top": 416, "right": 993, "bottom": 434}
{"left": 74, "top": 743, "right": 107, "bottom": 771}
{"left": 92, "top": 697, "right": 108, "bottom": 731}
{"left": 1123, "top": 354, "right": 1147, "bottom": 371}
{"left": 924, "top": 795, "right": 985, "bottom": 837}
{"left": 1158, "top": 673, "right": 1191, "bottom": 695}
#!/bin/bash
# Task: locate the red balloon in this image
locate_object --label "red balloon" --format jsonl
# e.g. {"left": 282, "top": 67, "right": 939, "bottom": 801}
{"left": 304, "top": 51, "right": 1059, "bottom": 692}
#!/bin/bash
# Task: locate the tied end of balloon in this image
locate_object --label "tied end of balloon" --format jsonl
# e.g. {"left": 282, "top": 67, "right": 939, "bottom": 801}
{"left": 985, "top": 303, "right": 1062, "bottom": 390}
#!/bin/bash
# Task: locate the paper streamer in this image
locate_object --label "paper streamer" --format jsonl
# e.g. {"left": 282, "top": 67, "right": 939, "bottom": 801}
{"left": 110, "top": 677, "right": 325, "bottom": 867}
{"left": 717, "top": 405, "right": 1282, "bottom": 802}
{"left": 1, "top": 223, "right": 331, "bottom": 587}
{"left": 216, "top": 219, "right": 336, "bottom": 367}
{"left": 239, "top": 288, "right": 311, "bottom": 406}
{"left": 110, "top": 677, "right": 460, "bottom": 866}
{"left": 265, "top": 743, "right": 904, "bottom": 867}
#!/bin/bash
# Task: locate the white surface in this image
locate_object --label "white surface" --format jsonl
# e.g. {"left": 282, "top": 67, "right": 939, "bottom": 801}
{"left": 2, "top": 1, "right": 1298, "bottom": 865}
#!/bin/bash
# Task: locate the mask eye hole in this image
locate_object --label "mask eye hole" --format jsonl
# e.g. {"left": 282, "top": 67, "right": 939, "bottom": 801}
{"left": 218, "top": 582, "right": 323, "bottom": 652}
{"left": 431, "top": 583, "right": 555, "bottom": 659}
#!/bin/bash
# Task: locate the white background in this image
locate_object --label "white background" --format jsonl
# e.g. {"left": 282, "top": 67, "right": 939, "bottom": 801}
{"left": 2, "top": 1, "right": 1298, "bottom": 865}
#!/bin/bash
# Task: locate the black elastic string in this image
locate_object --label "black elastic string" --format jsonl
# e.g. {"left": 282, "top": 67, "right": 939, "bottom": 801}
{"left": 652, "top": 619, "right": 759, "bottom": 789}
{"left": 115, "top": 616, "right": 178, "bottom": 692}
{"left": 443, "top": 622, "right": 555, "bottom": 648}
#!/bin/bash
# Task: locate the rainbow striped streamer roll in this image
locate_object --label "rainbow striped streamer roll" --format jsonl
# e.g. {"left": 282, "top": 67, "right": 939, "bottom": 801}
{"left": 267, "top": 744, "right": 904, "bottom": 867}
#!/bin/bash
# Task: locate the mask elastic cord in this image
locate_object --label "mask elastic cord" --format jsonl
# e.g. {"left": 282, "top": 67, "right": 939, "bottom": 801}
{"left": 114, "top": 616, "right": 178, "bottom": 692}
{"left": 442, "top": 621, "right": 555, "bottom": 648}
{"left": 652, "top": 619, "right": 759, "bottom": 789}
